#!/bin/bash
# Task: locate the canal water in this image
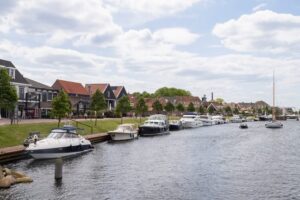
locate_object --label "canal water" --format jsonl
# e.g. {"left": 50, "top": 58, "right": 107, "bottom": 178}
{"left": 1, "top": 121, "right": 300, "bottom": 200}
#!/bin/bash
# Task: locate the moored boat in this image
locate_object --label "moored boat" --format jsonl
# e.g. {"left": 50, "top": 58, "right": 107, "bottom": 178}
{"left": 108, "top": 124, "right": 138, "bottom": 141}
{"left": 180, "top": 113, "right": 203, "bottom": 128}
{"left": 139, "top": 114, "right": 169, "bottom": 136}
{"left": 212, "top": 115, "right": 225, "bottom": 125}
{"left": 199, "top": 115, "right": 213, "bottom": 126}
{"left": 26, "top": 125, "right": 93, "bottom": 159}
{"left": 169, "top": 120, "right": 183, "bottom": 131}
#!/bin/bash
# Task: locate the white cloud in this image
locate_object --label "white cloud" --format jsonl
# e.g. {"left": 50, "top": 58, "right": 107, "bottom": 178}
{"left": 252, "top": 3, "right": 267, "bottom": 12}
{"left": 213, "top": 10, "right": 300, "bottom": 54}
{"left": 153, "top": 28, "right": 200, "bottom": 46}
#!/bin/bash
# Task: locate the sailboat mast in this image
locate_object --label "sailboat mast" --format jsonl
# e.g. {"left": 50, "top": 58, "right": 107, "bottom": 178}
{"left": 272, "top": 70, "right": 276, "bottom": 121}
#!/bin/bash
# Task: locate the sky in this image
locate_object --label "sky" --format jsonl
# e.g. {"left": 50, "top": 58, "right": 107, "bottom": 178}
{"left": 0, "top": 0, "right": 300, "bottom": 107}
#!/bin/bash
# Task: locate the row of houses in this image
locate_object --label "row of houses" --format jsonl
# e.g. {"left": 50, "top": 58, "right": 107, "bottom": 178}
{"left": 0, "top": 59, "right": 127, "bottom": 119}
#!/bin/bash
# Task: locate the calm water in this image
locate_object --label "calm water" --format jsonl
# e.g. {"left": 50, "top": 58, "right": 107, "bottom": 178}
{"left": 1, "top": 121, "right": 300, "bottom": 200}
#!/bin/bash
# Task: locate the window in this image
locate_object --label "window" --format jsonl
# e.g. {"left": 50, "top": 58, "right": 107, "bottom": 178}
{"left": 19, "top": 87, "right": 25, "bottom": 100}
{"left": 48, "top": 92, "right": 53, "bottom": 101}
{"left": 42, "top": 92, "right": 47, "bottom": 102}
{"left": 8, "top": 68, "right": 15, "bottom": 79}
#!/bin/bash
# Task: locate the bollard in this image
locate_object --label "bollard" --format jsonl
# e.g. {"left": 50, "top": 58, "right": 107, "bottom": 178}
{"left": 55, "top": 158, "right": 63, "bottom": 180}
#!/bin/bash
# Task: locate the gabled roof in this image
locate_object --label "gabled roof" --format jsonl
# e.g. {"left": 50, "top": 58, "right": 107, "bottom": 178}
{"left": 0, "top": 59, "right": 15, "bottom": 68}
{"left": 85, "top": 83, "right": 109, "bottom": 95}
{"left": 52, "top": 79, "right": 89, "bottom": 96}
{"left": 111, "top": 86, "right": 124, "bottom": 98}
{"left": 25, "top": 78, "right": 55, "bottom": 91}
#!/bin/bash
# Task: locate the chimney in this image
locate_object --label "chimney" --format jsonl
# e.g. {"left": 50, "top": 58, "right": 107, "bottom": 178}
{"left": 211, "top": 92, "right": 214, "bottom": 101}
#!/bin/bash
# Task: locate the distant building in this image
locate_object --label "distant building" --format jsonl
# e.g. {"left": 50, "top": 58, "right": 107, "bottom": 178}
{"left": 25, "top": 78, "right": 58, "bottom": 118}
{"left": 0, "top": 59, "right": 30, "bottom": 118}
{"left": 111, "top": 86, "right": 127, "bottom": 100}
{"left": 52, "top": 79, "right": 90, "bottom": 116}
{"left": 85, "top": 83, "right": 117, "bottom": 110}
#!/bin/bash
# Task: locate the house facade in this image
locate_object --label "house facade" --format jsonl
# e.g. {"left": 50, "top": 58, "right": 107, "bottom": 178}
{"left": 0, "top": 59, "right": 31, "bottom": 118}
{"left": 25, "top": 78, "right": 58, "bottom": 118}
{"left": 85, "top": 83, "right": 117, "bottom": 110}
{"left": 52, "top": 79, "right": 90, "bottom": 116}
{"left": 111, "top": 86, "right": 127, "bottom": 100}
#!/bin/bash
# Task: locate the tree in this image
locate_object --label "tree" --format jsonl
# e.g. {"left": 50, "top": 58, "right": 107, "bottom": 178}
{"left": 176, "top": 103, "right": 185, "bottom": 113}
{"left": 116, "top": 96, "right": 131, "bottom": 124}
{"left": 198, "top": 105, "right": 205, "bottom": 114}
{"left": 224, "top": 106, "right": 232, "bottom": 116}
{"left": 164, "top": 102, "right": 175, "bottom": 115}
{"left": 187, "top": 102, "right": 195, "bottom": 112}
{"left": 154, "top": 87, "right": 191, "bottom": 97}
{"left": 51, "top": 90, "right": 71, "bottom": 127}
{"left": 0, "top": 69, "right": 18, "bottom": 124}
{"left": 215, "top": 98, "right": 224, "bottom": 104}
{"left": 233, "top": 107, "right": 239, "bottom": 115}
{"left": 135, "top": 97, "right": 148, "bottom": 123}
{"left": 207, "top": 106, "right": 215, "bottom": 115}
{"left": 90, "top": 89, "right": 107, "bottom": 126}
{"left": 152, "top": 100, "right": 163, "bottom": 114}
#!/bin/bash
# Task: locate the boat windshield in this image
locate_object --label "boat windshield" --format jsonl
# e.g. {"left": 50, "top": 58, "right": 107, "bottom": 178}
{"left": 47, "top": 131, "right": 78, "bottom": 139}
{"left": 117, "top": 125, "right": 133, "bottom": 131}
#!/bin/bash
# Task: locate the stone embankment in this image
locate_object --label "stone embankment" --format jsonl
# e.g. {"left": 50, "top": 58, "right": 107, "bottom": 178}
{"left": 0, "top": 166, "right": 32, "bottom": 188}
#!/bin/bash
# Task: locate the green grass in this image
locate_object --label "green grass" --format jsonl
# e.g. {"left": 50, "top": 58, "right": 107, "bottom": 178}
{"left": 0, "top": 118, "right": 146, "bottom": 148}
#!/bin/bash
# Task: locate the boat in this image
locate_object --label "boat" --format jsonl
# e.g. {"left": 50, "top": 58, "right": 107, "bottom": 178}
{"left": 266, "top": 71, "right": 283, "bottom": 129}
{"left": 198, "top": 115, "right": 213, "bottom": 126}
{"left": 179, "top": 113, "right": 203, "bottom": 128}
{"left": 230, "top": 115, "right": 243, "bottom": 123}
{"left": 169, "top": 120, "right": 183, "bottom": 131}
{"left": 212, "top": 115, "right": 225, "bottom": 125}
{"left": 239, "top": 123, "right": 248, "bottom": 129}
{"left": 108, "top": 124, "right": 138, "bottom": 141}
{"left": 26, "top": 125, "right": 93, "bottom": 159}
{"left": 139, "top": 114, "right": 169, "bottom": 136}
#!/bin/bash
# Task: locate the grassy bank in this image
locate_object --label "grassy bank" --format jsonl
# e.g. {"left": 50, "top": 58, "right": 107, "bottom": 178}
{"left": 0, "top": 118, "right": 146, "bottom": 148}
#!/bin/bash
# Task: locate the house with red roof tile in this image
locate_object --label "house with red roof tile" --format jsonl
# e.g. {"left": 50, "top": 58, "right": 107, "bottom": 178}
{"left": 52, "top": 79, "right": 90, "bottom": 116}
{"left": 85, "top": 83, "right": 117, "bottom": 110}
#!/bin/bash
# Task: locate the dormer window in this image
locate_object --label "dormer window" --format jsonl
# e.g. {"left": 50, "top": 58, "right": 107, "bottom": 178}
{"left": 8, "top": 68, "right": 15, "bottom": 79}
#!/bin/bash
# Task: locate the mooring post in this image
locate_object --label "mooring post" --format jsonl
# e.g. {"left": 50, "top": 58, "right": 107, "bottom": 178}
{"left": 55, "top": 158, "right": 63, "bottom": 180}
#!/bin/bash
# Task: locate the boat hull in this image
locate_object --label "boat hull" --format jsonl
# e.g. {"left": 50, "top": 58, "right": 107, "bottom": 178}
{"left": 139, "top": 126, "right": 169, "bottom": 136}
{"left": 27, "top": 144, "right": 93, "bottom": 160}
{"left": 108, "top": 132, "right": 138, "bottom": 141}
{"left": 169, "top": 124, "right": 183, "bottom": 131}
{"left": 265, "top": 121, "right": 283, "bottom": 129}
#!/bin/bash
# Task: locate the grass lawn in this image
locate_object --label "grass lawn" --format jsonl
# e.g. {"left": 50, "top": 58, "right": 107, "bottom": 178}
{"left": 0, "top": 117, "right": 146, "bottom": 148}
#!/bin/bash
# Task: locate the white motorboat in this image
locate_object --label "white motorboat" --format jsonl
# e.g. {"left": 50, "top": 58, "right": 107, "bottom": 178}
{"left": 108, "top": 124, "right": 138, "bottom": 141}
{"left": 169, "top": 120, "right": 183, "bottom": 131}
{"left": 139, "top": 114, "right": 169, "bottom": 136}
{"left": 26, "top": 125, "right": 93, "bottom": 159}
{"left": 212, "top": 115, "right": 225, "bottom": 125}
{"left": 230, "top": 115, "right": 243, "bottom": 123}
{"left": 198, "top": 115, "right": 213, "bottom": 126}
{"left": 266, "top": 71, "right": 283, "bottom": 129}
{"left": 180, "top": 113, "right": 203, "bottom": 128}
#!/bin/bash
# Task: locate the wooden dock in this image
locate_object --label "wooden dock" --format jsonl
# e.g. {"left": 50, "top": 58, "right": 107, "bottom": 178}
{"left": 0, "top": 133, "right": 109, "bottom": 164}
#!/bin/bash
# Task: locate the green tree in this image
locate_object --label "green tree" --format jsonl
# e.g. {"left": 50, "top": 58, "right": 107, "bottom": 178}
{"left": 51, "top": 90, "right": 71, "bottom": 127}
{"left": 0, "top": 69, "right": 18, "bottom": 124}
{"left": 164, "top": 102, "right": 175, "bottom": 115}
{"left": 233, "top": 107, "right": 239, "bottom": 115}
{"left": 176, "top": 103, "right": 185, "bottom": 113}
{"left": 224, "top": 106, "right": 232, "bottom": 116}
{"left": 152, "top": 100, "right": 163, "bottom": 114}
{"left": 207, "top": 106, "right": 215, "bottom": 115}
{"left": 187, "top": 102, "right": 195, "bottom": 112}
{"left": 116, "top": 96, "right": 131, "bottom": 124}
{"left": 154, "top": 87, "right": 191, "bottom": 97}
{"left": 215, "top": 98, "right": 224, "bottom": 104}
{"left": 90, "top": 89, "right": 107, "bottom": 126}
{"left": 257, "top": 108, "right": 262, "bottom": 115}
{"left": 135, "top": 97, "right": 148, "bottom": 123}
{"left": 198, "top": 105, "right": 206, "bottom": 114}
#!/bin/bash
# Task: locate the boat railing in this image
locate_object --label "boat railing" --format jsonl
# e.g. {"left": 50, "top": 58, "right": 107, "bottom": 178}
{"left": 70, "top": 119, "right": 94, "bottom": 134}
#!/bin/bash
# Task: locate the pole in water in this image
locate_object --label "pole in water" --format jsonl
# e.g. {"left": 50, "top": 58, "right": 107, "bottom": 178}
{"left": 55, "top": 158, "right": 63, "bottom": 180}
